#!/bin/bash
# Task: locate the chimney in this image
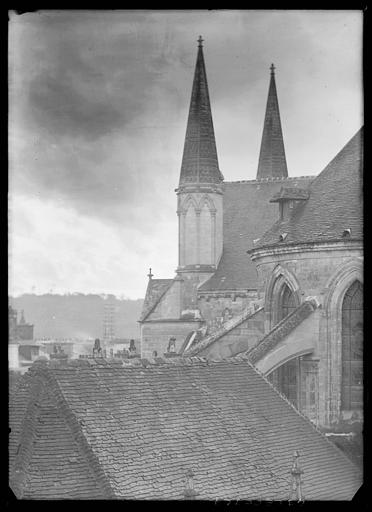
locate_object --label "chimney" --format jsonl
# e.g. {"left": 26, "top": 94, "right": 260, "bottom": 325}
{"left": 183, "top": 469, "right": 198, "bottom": 500}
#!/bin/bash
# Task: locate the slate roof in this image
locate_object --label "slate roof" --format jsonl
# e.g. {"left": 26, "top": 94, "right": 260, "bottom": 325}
{"left": 255, "top": 128, "right": 363, "bottom": 249}
{"left": 256, "top": 65, "right": 288, "bottom": 179}
{"left": 9, "top": 357, "right": 361, "bottom": 500}
{"left": 199, "top": 176, "right": 314, "bottom": 292}
{"left": 179, "top": 39, "right": 223, "bottom": 186}
{"left": 140, "top": 278, "right": 173, "bottom": 321}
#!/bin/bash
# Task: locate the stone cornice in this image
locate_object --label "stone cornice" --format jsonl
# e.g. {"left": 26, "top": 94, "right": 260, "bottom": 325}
{"left": 140, "top": 318, "right": 203, "bottom": 325}
{"left": 224, "top": 175, "right": 314, "bottom": 185}
{"left": 249, "top": 240, "right": 363, "bottom": 261}
{"left": 175, "top": 183, "right": 223, "bottom": 195}
{"left": 197, "top": 288, "right": 258, "bottom": 298}
{"left": 247, "top": 299, "right": 318, "bottom": 365}
{"left": 177, "top": 264, "right": 216, "bottom": 274}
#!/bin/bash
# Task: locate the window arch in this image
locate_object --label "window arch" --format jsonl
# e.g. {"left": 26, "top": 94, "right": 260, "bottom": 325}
{"left": 278, "top": 283, "right": 297, "bottom": 322}
{"left": 341, "top": 280, "right": 363, "bottom": 411}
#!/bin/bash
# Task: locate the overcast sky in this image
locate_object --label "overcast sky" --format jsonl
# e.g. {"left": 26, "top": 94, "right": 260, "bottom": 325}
{"left": 9, "top": 10, "right": 362, "bottom": 299}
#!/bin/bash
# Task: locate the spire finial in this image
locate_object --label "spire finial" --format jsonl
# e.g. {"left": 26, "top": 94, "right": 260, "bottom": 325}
{"left": 147, "top": 268, "right": 153, "bottom": 280}
{"left": 197, "top": 35, "right": 204, "bottom": 47}
{"left": 270, "top": 63, "right": 275, "bottom": 75}
{"left": 183, "top": 468, "right": 198, "bottom": 500}
{"left": 289, "top": 450, "right": 304, "bottom": 502}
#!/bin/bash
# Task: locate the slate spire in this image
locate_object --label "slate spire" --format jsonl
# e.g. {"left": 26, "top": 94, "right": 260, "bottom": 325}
{"left": 256, "top": 64, "right": 288, "bottom": 179}
{"left": 179, "top": 37, "right": 223, "bottom": 186}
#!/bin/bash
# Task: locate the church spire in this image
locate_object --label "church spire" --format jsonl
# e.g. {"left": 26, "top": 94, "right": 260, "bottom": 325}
{"left": 256, "top": 64, "right": 288, "bottom": 179}
{"left": 179, "top": 37, "right": 223, "bottom": 187}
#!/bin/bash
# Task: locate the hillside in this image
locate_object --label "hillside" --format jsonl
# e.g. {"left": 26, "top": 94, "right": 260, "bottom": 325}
{"left": 9, "top": 294, "right": 144, "bottom": 340}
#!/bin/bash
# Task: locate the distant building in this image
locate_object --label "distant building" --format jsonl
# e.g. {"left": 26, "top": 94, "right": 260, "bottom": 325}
{"left": 9, "top": 305, "right": 37, "bottom": 373}
{"left": 9, "top": 306, "right": 34, "bottom": 342}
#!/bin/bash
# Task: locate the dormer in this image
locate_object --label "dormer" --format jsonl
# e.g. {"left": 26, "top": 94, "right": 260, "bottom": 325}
{"left": 270, "top": 187, "right": 310, "bottom": 221}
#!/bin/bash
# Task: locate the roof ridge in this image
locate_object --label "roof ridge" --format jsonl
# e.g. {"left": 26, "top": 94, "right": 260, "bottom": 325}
{"left": 224, "top": 175, "right": 315, "bottom": 184}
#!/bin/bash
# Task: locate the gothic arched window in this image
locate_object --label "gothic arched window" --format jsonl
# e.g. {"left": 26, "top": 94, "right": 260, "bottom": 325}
{"left": 278, "top": 284, "right": 296, "bottom": 322}
{"left": 341, "top": 280, "right": 363, "bottom": 410}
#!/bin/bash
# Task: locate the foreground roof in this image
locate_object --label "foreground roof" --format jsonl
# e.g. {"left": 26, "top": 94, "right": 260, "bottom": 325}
{"left": 10, "top": 357, "right": 361, "bottom": 500}
{"left": 199, "top": 176, "right": 313, "bottom": 292}
{"left": 254, "top": 128, "right": 363, "bottom": 249}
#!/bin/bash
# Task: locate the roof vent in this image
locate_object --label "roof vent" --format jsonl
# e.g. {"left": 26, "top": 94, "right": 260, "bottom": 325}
{"left": 342, "top": 228, "right": 351, "bottom": 238}
{"left": 279, "top": 233, "right": 288, "bottom": 241}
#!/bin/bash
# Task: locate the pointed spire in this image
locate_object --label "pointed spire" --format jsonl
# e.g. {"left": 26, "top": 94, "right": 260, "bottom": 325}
{"left": 256, "top": 64, "right": 288, "bottom": 179}
{"left": 179, "top": 37, "right": 223, "bottom": 187}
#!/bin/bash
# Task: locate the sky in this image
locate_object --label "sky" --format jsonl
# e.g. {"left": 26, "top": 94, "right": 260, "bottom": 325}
{"left": 8, "top": 10, "right": 363, "bottom": 299}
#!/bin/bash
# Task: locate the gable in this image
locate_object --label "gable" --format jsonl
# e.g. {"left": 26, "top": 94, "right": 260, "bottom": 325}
{"left": 9, "top": 367, "right": 113, "bottom": 500}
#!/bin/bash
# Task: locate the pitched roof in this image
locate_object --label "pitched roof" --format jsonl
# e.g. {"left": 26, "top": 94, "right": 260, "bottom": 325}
{"left": 199, "top": 176, "right": 313, "bottom": 292}
{"left": 256, "top": 65, "right": 288, "bottom": 179}
{"left": 140, "top": 278, "right": 173, "bottom": 321}
{"left": 179, "top": 38, "right": 223, "bottom": 186}
{"left": 255, "top": 128, "right": 363, "bottom": 249}
{"left": 10, "top": 357, "right": 361, "bottom": 500}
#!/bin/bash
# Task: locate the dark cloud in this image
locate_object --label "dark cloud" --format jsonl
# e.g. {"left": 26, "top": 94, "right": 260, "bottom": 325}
{"left": 10, "top": 10, "right": 362, "bottom": 227}
{"left": 29, "top": 72, "right": 125, "bottom": 140}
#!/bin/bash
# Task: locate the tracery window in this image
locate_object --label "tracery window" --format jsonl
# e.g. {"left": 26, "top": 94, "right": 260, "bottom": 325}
{"left": 278, "top": 284, "right": 296, "bottom": 322}
{"left": 341, "top": 280, "right": 363, "bottom": 410}
{"left": 268, "top": 358, "right": 299, "bottom": 408}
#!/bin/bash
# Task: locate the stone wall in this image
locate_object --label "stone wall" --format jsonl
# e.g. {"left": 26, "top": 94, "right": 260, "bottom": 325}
{"left": 178, "top": 191, "right": 223, "bottom": 268}
{"left": 140, "top": 320, "right": 203, "bottom": 359}
{"left": 251, "top": 241, "right": 363, "bottom": 430}
{"left": 198, "top": 308, "right": 265, "bottom": 359}
{"left": 198, "top": 291, "right": 259, "bottom": 333}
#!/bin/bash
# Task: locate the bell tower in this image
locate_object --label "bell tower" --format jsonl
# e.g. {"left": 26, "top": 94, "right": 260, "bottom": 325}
{"left": 175, "top": 36, "right": 223, "bottom": 310}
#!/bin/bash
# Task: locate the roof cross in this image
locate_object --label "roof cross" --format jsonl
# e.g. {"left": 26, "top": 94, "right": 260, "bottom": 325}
{"left": 270, "top": 63, "right": 276, "bottom": 75}
{"left": 197, "top": 35, "right": 204, "bottom": 47}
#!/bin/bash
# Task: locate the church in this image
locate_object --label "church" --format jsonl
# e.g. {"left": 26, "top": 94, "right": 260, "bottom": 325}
{"left": 139, "top": 38, "right": 363, "bottom": 442}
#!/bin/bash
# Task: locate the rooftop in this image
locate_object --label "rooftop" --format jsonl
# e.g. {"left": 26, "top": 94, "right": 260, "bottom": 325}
{"left": 10, "top": 356, "right": 361, "bottom": 500}
{"left": 254, "top": 128, "right": 363, "bottom": 250}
